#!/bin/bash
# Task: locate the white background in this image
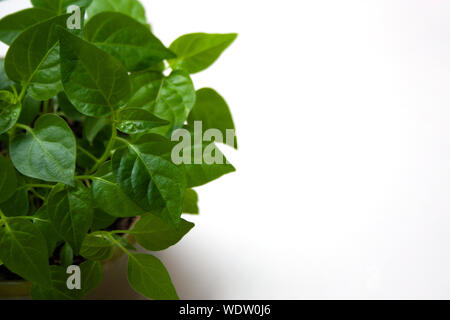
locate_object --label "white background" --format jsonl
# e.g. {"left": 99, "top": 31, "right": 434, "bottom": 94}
{"left": 2, "top": 0, "right": 450, "bottom": 299}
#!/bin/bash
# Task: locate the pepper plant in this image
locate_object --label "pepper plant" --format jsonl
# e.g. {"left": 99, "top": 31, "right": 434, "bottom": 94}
{"left": 0, "top": 0, "right": 237, "bottom": 300}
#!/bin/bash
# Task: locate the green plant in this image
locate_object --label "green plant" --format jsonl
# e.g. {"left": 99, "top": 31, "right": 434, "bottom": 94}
{"left": 0, "top": 0, "right": 237, "bottom": 300}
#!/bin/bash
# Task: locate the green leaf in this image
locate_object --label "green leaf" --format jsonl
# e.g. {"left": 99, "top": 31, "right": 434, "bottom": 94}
{"left": 91, "top": 208, "right": 116, "bottom": 231}
{"left": 4, "top": 15, "right": 68, "bottom": 99}
{"left": 91, "top": 164, "right": 145, "bottom": 218}
{"left": 183, "top": 188, "right": 199, "bottom": 214}
{"left": 131, "top": 214, "right": 194, "bottom": 251}
{"left": 59, "top": 29, "right": 132, "bottom": 117}
{"left": 85, "top": 12, "right": 174, "bottom": 72}
{"left": 185, "top": 142, "right": 235, "bottom": 187}
{"left": 115, "top": 234, "right": 137, "bottom": 252}
{"left": 30, "top": 260, "right": 102, "bottom": 300}
{"left": 0, "top": 104, "right": 21, "bottom": 136}
{"left": 18, "top": 95, "right": 41, "bottom": 125}
{"left": 79, "top": 259, "right": 103, "bottom": 295}
{"left": 0, "top": 218, "right": 51, "bottom": 286}
{"left": 47, "top": 183, "right": 94, "bottom": 254}
{"left": 171, "top": 135, "right": 236, "bottom": 187}
{"left": 127, "top": 253, "right": 178, "bottom": 300}
{"left": 0, "top": 154, "right": 18, "bottom": 203}
{"left": 0, "top": 8, "right": 55, "bottom": 45}
{"left": 188, "top": 88, "right": 237, "bottom": 149}
{"left": 57, "top": 92, "right": 84, "bottom": 121}
{"left": 83, "top": 117, "right": 109, "bottom": 145}
{"left": 33, "top": 205, "right": 62, "bottom": 257}
{"left": 60, "top": 242, "right": 73, "bottom": 267}
{"left": 31, "top": 0, "right": 93, "bottom": 14}
{"left": 87, "top": 0, "right": 146, "bottom": 24}
{"left": 80, "top": 231, "right": 114, "bottom": 261}
{"left": 112, "top": 136, "right": 186, "bottom": 225}
{"left": 116, "top": 108, "right": 169, "bottom": 135}
{"left": 0, "top": 59, "right": 14, "bottom": 90}
{"left": 10, "top": 114, "right": 76, "bottom": 186}
{"left": 31, "top": 265, "right": 77, "bottom": 300}
{"left": 0, "top": 90, "right": 21, "bottom": 135}
{"left": 169, "top": 33, "right": 237, "bottom": 74}
{"left": 0, "top": 90, "right": 14, "bottom": 104}
{"left": 128, "top": 70, "right": 195, "bottom": 133}
{"left": 0, "top": 175, "right": 28, "bottom": 216}
{"left": 27, "top": 44, "right": 64, "bottom": 101}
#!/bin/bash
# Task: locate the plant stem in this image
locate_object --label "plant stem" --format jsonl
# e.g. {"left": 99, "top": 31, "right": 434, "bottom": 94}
{"left": 8, "top": 216, "right": 49, "bottom": 223}
{"left": 43, "top": 100, "right": 49, "bottom": 114}
{"left": 17, "top": 82, "right": 29, "bottom": 102}
{"left": 77, "top": 145, "right": 99, "bottom": 162}
{"left": 0, "top": 209, "right": 9, "bottom": 230}
{"left": 109, "top": 230, "right": 132, "bottom": 235}
{"left": 106, "top": 232, "right": 133, "bottom": 257}
{"left": 29, "top": 188, "right": 46, "bottom": 201}
{"left": 25, "top": 184, "right": 54, "bottom": 189}
{"left": 75, "top": 175, "right": 95, "bottom": 181}
{"left": 15, "top": 123, "right": 32, "bottom": 132}
{"left": 89, "top": 113, "right": 117, "bottom": 174}
{"left": 114, "top": 136, "right": 130, "bottom": 146}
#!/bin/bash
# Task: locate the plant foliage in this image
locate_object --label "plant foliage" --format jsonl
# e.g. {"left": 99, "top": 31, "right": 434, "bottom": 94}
{"left": 0, "top": 0, "right": 236, "bottom": 300}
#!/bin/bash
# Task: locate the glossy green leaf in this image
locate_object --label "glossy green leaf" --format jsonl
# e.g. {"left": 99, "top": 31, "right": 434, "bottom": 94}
{"left": 4, "top": 15, "right": 67, "bottom": 99}
{"left": 79, "top": 259, "right": 103, "bottom": 295}
{"left": 183, "top": 188, "right": 199, "bottom": 214}
{"left": 0, "top": 90, "right": 14, "bottom": 104}
{"left": 80, "top": 231, "right": 114, "bottom": 261}
{"left": 171, "top": 134, "right": 236, "bottom": 187}
{"left": 59, "top": 29, "right": 131, "bottom": 117}
{"left": 169, "top": 33, "right": 237, "bottom": 74}
{"left": 31, "top": 0, "right": 93, "bottom": 13}
{"left": 83, "top": 117, "right": 109, "bottom": 145}
{"left": 127, "top": 253, "right": 178, "bottom": 300}
{"left": 31, "top": 266, "right": 76, "bottom": 300}
{"left": 188, "top": 88, "right": 237, "bottom": 149}
{"left": 47, "top": 183, "right": 94, "bottom": 254}
{"left": 0, "top": 59, "right": 14, "bottom": 90}
{"left": 116, "top": 108, "right": 169, "bottom": 135}
{"left": 85, "top": 12, "right": 174, "bottom": 72}
{"left": 10, "top": 114, "right": 76, "bottom": 185}
{"left": 57, "top": 92, "right": 84, "bottom": 121}
{"left": 27, "top": 45, "right": 64, "bottom": 101}
{"left": 112, "top": 137, "right": 186, "bottom": 225}
{"left": 131, "top": 214, "right": 194, "bottom": 251}
{"left": 0, "top": 8, "right": 55, "bottom": 45}
{"left": 30, "top": 260, "right": 102, "bottom": 300}
{"left": 115, "top": 234, "right": 137, "bottom": 252}
{"left": 0, "top": 103, "right": 21, "bottom": 135}
{"left": 0, "top": 218, "right": 51, "bottom": 286}
{"left": 87, "top": 0, "right": 146, "bottom": 24}
{"left": 60, "top": 242, "right": 73, "bottom": 267}
{"left": 18, "top": 95, "right": 41, "bottom": 125}
{"left": 91, "top": 164, "right": 145, "bottom": 218}
{"left": 0, "top": 154, "right": 17, "bottom": 203}
{"left": 0, "top": 175, "right": 28, "bottom": 216}
{"left": 0, "top": 90, "right": 21, "bottom": 135}
{"left": 91, "top": 208, "right": 116, "bottom": 231}
{"left": 31, "top": 266, "right": 77, "bottom": 300}
{"left": 185, "top": 142, "right": 235, "bottom": 187}
{"left": 33, "top": 205, "right": 62, "bottom": 257}
{"left": 128, "top": 70, "right": 195, "bottom": 132}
